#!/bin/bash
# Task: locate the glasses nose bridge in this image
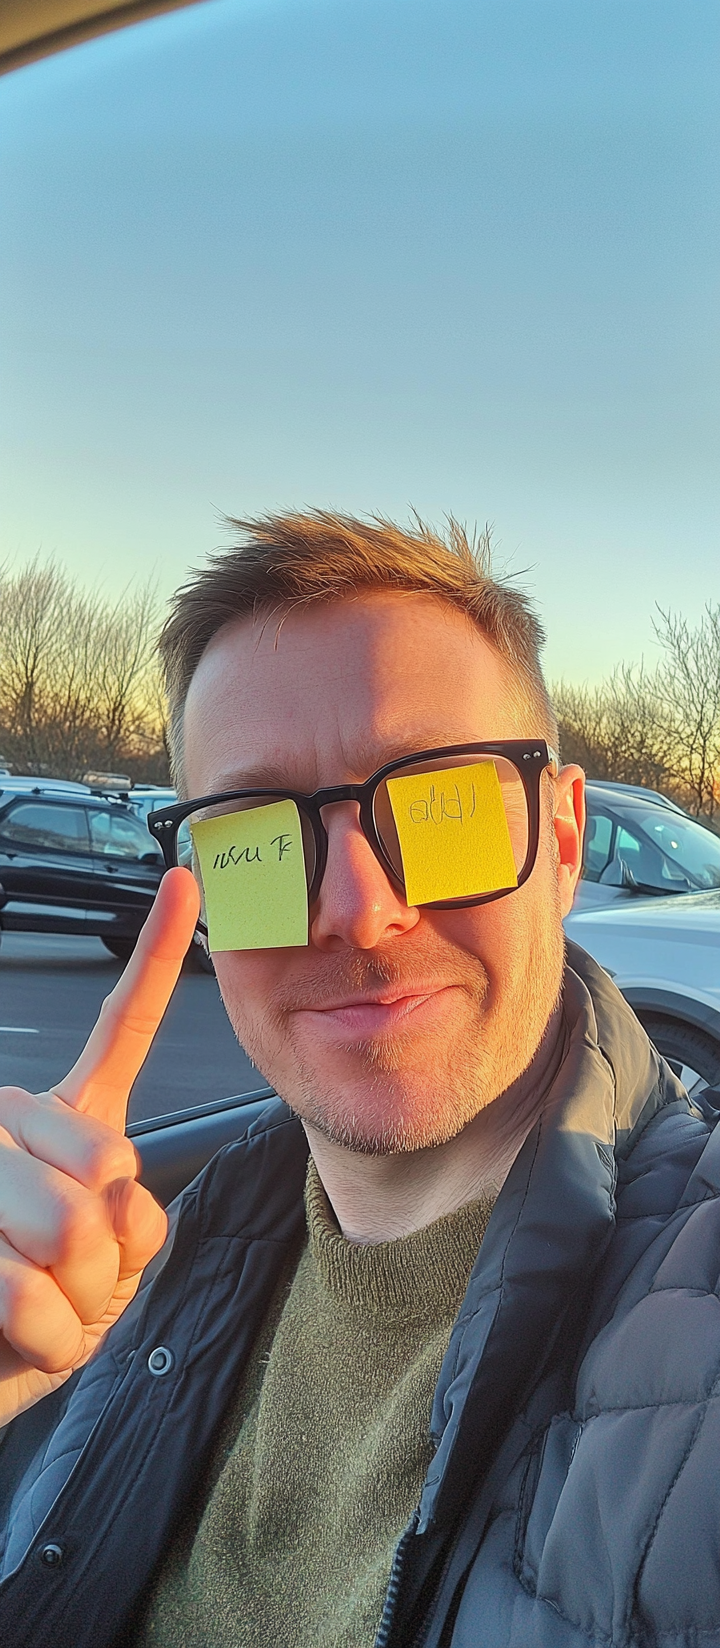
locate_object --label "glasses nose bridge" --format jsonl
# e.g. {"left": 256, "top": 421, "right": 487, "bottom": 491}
{"left": 314, "top": 781, "right": 367, "bottom": 813}
{"left": 311, "top": 781, "right": 395, "bottom": 905}
{"left": 313, "top": 783, "right": 375, "bottom": 869}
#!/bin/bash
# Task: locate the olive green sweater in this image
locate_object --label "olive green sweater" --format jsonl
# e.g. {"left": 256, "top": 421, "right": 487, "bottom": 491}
{"left": 133, "top": 1166, "right": 495, "bottom": 1648}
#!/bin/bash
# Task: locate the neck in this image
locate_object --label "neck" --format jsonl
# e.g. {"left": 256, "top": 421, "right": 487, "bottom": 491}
{"left": 304, "top": 1003, "right": 567, "bottom": 1243}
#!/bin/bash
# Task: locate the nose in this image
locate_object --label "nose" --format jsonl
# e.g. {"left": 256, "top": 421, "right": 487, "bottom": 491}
{"left": 310, "top": 802, "right": 420, "bottom": 952}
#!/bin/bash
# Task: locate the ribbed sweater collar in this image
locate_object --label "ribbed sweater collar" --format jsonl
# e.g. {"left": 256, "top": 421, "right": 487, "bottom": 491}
{"left": 304, "top": 1162, "right": 496, "bottom": 1321}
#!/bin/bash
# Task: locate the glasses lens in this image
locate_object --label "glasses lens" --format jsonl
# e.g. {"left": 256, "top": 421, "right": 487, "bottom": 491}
{"left": 373, "top": 754, "right": 530, "bottom": 904}
{"left": 181, "top": 796, "right": 316, "bottom": 948}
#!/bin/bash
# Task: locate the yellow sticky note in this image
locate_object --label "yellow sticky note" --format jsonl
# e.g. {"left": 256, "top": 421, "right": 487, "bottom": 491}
{"left": 190, "top": 799, "right": 308, "bottom": 951}
{"left": 386, "top": 762, "right": 518, "bottom": 905}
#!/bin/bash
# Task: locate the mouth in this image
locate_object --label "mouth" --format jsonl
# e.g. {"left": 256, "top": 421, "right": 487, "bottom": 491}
{"left": 292, "top": 984, "right": 461, "bottom": 1038}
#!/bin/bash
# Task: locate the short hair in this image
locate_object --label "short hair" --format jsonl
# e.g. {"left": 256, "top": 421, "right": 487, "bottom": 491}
{"left": 159, "top": 510, "right": 557, "bottom": 789}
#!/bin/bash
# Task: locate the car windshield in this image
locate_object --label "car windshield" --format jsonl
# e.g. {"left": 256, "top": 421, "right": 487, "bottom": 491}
{"left": 583, "top": 799, "right": 720, "bottom": 894}
{"left": 630, "top": 812, "right": 720, "bottom": 892}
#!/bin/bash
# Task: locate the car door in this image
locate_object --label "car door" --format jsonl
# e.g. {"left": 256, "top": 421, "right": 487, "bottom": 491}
{"left": 129, "top": 1088, "right": 276, "bottom": 1206}
{"left": 85, "top": 804, "right": 163, "bottom": 937}
{"left": 0, "top": 799, "right": 92, "bottom": 931}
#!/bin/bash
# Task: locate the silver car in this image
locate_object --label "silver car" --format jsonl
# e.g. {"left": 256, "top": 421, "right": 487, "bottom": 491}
{"left": 568, "top": 783, "right": 720, "bottom": 1090}
{"left": 576, "top": 782, "right": 720, "bottom": 910}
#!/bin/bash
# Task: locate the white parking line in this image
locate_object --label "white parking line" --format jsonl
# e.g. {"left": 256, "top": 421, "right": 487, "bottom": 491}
{"left": 0, "top": 1027, "right": 39, "bottom": 1035}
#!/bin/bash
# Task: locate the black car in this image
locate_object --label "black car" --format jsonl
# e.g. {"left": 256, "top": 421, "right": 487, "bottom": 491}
{"left": 0, "top": 783, "right": 163, "bottom": 961}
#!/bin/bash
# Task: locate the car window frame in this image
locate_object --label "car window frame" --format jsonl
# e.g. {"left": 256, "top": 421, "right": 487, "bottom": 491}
{"left": 0, "top": 797, "right": 92, "bottom": 855}
{"left": 585, "top": 796, "right": 720, "bottom": 894}
{"left": 86, "top": 802, "right": 160, "bottom": 863}
{"left": 582, "top": 802, "right": 616, "bottom": 882}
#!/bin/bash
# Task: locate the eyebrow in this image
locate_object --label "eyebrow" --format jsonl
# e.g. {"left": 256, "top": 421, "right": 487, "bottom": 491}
{"left": 207, "top": 734, "right": 486, "bottom": 796}
{"left": 210, "top": 763, "right": 302, "bottom": 792}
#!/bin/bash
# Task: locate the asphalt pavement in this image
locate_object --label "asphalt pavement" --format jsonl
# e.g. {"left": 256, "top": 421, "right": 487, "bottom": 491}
{"left": 0, "top": 933, "right": 266, "bottom": 1123}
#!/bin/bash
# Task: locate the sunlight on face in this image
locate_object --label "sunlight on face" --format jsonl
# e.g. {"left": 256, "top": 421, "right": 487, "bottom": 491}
{"left": 183, "top": 594, "right": 571, "bottom": 1154}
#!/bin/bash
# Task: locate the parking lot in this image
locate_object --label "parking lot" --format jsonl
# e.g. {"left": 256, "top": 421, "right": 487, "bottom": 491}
{"left": 0, "top": 933, "right": 265, "bottom": 1123}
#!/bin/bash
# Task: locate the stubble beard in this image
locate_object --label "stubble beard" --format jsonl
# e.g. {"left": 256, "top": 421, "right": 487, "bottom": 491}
{"left": 223, "top": 901, "right": 566, "bottom": 1158}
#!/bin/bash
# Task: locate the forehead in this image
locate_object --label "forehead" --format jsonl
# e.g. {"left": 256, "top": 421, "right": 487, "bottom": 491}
{"left": 182, "top": 592, "right": 528, "bottom": 793}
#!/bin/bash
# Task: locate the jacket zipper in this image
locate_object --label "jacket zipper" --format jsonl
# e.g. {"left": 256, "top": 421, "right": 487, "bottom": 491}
{"left": 374, "top": 1516, "right": 419, "bottom": 1648}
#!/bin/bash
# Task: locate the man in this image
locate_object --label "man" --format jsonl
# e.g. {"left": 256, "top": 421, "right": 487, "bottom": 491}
{"left": 0, "top": 512, "right": 718, "bottom": 1648}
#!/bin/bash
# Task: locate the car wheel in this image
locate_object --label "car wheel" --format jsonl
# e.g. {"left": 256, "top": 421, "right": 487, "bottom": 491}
{"left": 102, "top": 936, "right": 137, "bottom": 962}
{"left": 638, "top": 1015, "right": 720, "bottom": 1092}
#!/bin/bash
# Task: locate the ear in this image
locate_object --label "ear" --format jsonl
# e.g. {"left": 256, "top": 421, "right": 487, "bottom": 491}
{"left": 552, "top": 764, "right": 586, "bottom": 917}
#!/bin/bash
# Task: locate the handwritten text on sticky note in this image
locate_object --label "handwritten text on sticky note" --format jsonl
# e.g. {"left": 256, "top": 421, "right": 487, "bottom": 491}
{"left": 190, "top": 799, "right": 308, "bottom": 951}
{"left": 386, "top": 762, "right": 518, "bottom": 905}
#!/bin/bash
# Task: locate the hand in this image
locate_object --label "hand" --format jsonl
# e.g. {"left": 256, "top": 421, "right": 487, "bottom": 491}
{"left": 0, "top": 868, "right": 200, "bottom": 1426}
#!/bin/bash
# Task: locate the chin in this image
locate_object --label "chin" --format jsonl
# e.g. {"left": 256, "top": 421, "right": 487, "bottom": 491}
{"left": 284, "top": 1063, "right": 489, "bottom": 1157}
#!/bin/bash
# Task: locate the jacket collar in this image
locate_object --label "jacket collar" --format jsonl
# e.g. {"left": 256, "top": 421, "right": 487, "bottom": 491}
{"left": 417, "top": 944, "right": 673, "bottom": 1534}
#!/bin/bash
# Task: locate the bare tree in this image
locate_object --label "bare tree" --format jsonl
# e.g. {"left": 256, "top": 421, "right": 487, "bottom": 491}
{"left": 553, "top": 604, "right": 720, "bottom": 828}
{"left": 86, "top": 582, "right": 162, "bottom": 762}
{"left": 553, "top": 666, "right": 670, "bottom": 793}
{"left": 653, "top": 605, "right": 720, "bottom": 822}
{"left": 0, "top": 559, "right": 169, "bottom": 782}
{"left": 0, "top": 559, "right": 70, "bottom": 767}
{"left": 2, "top": 551, "right": 717, "bottom": 811}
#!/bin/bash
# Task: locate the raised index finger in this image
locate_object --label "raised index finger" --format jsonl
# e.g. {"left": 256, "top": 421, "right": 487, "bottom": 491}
{"left": 54, "top": 867, "right": 201, "bottom": 1131}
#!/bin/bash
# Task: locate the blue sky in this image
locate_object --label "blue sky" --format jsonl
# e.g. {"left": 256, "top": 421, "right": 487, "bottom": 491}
{"left": 1, "top": 0, "right": 718, "bottom": 683}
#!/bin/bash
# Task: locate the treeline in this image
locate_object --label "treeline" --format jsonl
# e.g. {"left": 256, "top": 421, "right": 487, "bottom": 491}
{"left": 553, "top": 605, "right": 720, "bottom": 829}
{"left": 1, "top": 558, "right": 718, "bottom": 823}
{"left": 0, "top": 560, "right": 170, "bottom": 784}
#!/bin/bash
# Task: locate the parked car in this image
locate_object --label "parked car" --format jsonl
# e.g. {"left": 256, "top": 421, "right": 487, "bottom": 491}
{"left": 78, "top": 776, "right": 178, "bottom": 823}
{"left": 80, "top": 779, "right": 178, "bottom": 828}
{"left": 564, "top": 889, "right": 720, "bottom": 1090}
{"left": 0, "top": 781, "right": 164, "bottom": 960}
{"left": 0, "top": 775, "right": 94, "bottom": 797}
{"left": 576, "top": 782, "right": 720, "bottom": 910}
{"left": 584, "top": 780, "right": 686, "bottom": 814}
{"left": 123, "top": 786, "right": 178, "bottom": 826}
{"left": 0, "top": 779, "right": 216, "bottom": 970}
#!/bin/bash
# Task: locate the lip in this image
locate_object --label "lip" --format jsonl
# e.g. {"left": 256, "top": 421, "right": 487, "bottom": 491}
{"left": 293, "top": 985, "right": 459, "bottom": 1037}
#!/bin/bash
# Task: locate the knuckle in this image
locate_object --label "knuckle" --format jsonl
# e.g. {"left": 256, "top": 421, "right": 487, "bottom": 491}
{"left": 0, "top": 1084, "right": 30, "bottom": 1111}
{"left": 51, "top": 1193, "right": 108, "bottom": 1267}
{"left": 107, "top": 1174, "right": 161, "bottom": 1238}
{"left": 98, "top": 991, "right": 124, "bottom": 1033}
{"left": 0, "top": 1087, "right": 31, "bottom": 1140}
{"left": 83, "top": 1130, "right": 137, "bottom": 1188}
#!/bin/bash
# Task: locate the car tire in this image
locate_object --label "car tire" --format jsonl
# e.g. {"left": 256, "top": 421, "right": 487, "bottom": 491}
{"left": 102, "top": 936, "right": 137, "bottom": 962}
{"left": 638, "top": 1014, "right": 720, "bottom": 1090}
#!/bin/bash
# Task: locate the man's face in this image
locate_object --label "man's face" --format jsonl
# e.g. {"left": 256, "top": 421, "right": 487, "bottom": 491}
{"left": 183, "top": 594, "right": 584, "bottom": 1155}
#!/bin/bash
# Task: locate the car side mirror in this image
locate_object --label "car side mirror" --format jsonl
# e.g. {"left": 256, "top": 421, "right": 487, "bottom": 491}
{"left": 139, "top": 850, "right": 160, "bottom": 865}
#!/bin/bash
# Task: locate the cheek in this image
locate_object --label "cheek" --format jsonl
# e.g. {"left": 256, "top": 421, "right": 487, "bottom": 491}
{"left": 435, "top": 859, "right": 558, "bottom": 990}
{"left": 212, "top": 951, "right": 283, "bottom": 1038}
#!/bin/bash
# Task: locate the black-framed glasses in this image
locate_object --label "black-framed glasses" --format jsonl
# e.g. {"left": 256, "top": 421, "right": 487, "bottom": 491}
{"left": 148, "top": 740, "right": 558, "bottom": 940}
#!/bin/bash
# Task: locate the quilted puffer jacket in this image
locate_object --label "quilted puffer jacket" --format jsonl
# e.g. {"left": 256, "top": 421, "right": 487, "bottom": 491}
{"left": 0, "top": 941, "right": 719, "bottom": 1648}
